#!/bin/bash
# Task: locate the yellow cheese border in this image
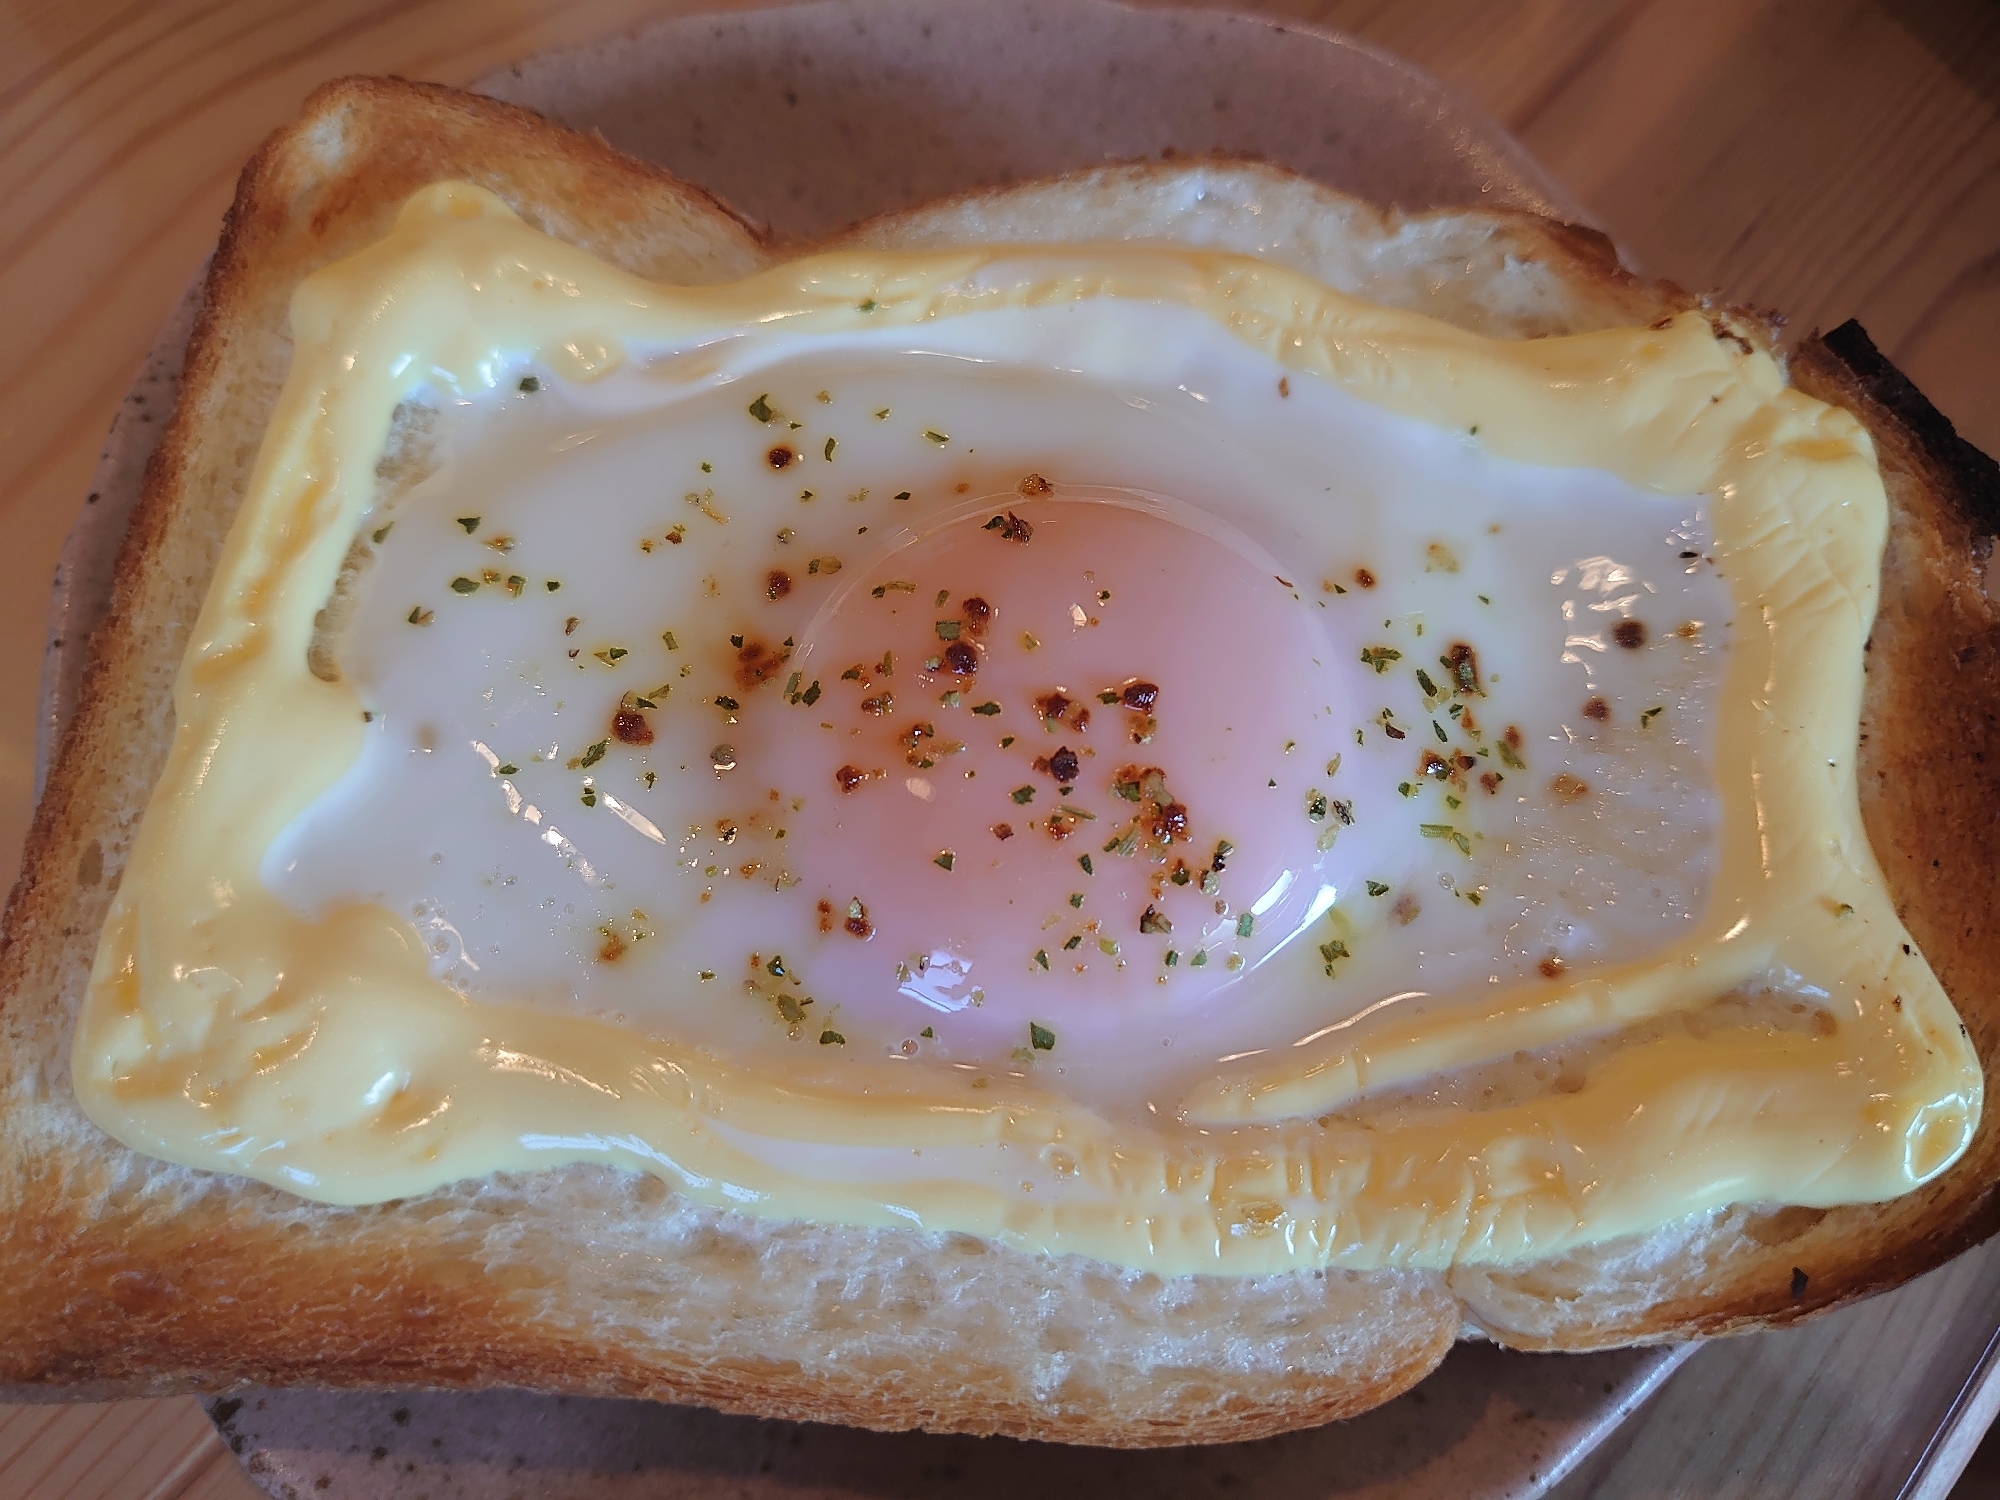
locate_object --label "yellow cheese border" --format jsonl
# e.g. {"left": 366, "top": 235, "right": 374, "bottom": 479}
{"left": 72, "top": 183, "right": 1981, "bottom": 1273}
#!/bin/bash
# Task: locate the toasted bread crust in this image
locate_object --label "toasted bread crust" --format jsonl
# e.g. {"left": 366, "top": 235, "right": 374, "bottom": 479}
{"left": 1, "top": 77, "right": 1993, "bottom": 1439}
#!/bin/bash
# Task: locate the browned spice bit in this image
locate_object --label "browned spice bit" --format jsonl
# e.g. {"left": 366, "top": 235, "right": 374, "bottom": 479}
{"left": 960, "top": 596, "right": 993, "bottom": 636}
{"left": 1017, "top": 472, "right": 1052, "bottom": 497}
{"left": 1151, "top": 800, "right": 1189, "bottom": 843}
{"left": 1382, "top": 721, "right": 1407, "bottom": 740}
{"left": 1354, "top": 567, "right": 1377, "bottom": 590}
{"left": 835, "top": 764, "right": 882, "bottom": 793}
{"left": 1612, "top": 619, "right": 1648, "bottom": 650}
{"left": 1046, "top": 746, "right": 1080, "bottom": 783}
{"left": 766, "top": 569, "right": 793, "bottom": 601}
{"left": 816, "top": 899, "right": 836, "bottom": 933}
{"left": 1035, "top": 691, "right": 1072, "bottom": 728}
{"left": 1582, "top": 696, "right": 1609, "bottom": 722}
{"left": 942, "top": 640, "right": 979, "bottom": 675}
{"left": 767, "top": 445, "right": 796, "bottom": 469}
{"left": 1479, "top": 771, "right": 1503, "bottom": 795}
{"left": 612, "top": 708, "right": 655, "bottom": 746}
{"left": 597, "top": 930, "right": 627, "bottom": 963}
{"left": 1454, "top": 753, "right": 1476, "bottom": 771}
{"left": 1278, "top": 376, "right": 1291, "bottom": 398}
{"left": 859, "top": 692, "right": 894, "bottom": 716}
{"left": 1391, "top": 892, "right": 1421, "bottom": 927}
{"left": 985, "top": 510, "right": 1035, "bottom": 543}
{"left": 1442, "top": 641, "right": 1482, "bottom": 695}
{"left": 1539, "top": 953, "right": 1566, "bottom": 979}
{"left": 1550, "top": 772, "right": 1590, "bottom": 802}
{"left": 1420, "top": 750, "right": 1450, "bottom": 781}
{"left": 992, "top": 822, "right": 1015, "bottom": 841}
{"left": 1121, "top": 680, "right": 1159, "bottom": 711}
{"left": 844, "top": 898, "right": 874, "bottom": 939}
{"left": 1503, "top": 725, "right": 1524, "bottom": 752}
{"left": 735, "top": 638, "right": 790, "bottom": 688}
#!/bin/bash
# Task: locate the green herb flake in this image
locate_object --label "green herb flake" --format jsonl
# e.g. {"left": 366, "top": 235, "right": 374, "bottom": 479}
{"left": 518, "top": 375, "right": 540, "bottom": 393}
{"left": 1416, "top": 668, "right": 1439, "bottom": 698}
{"left": 546, "top": 580, "right": 561, "bottom": 592}
{"left": 1062, "top": 935, "right": 1082, "bottom": 950}
{"left": 1165, "top": 950, "right": 1180, "bottom": 966}
{"left": 1078, "top": 854, "right": 1094, "bottom": 875}
{"left": 1029, "top": 1022, "right": 1056, "bottom": 1051}
{"left": 971, "top": 701, "right": 1002, "bottom": 716}
{"left": 1420, "top": 823, "right": 1473, "bottom": 856}
{"left": 999, "top": 735, "right": 1016, "bottom": 748}
{"left": 921, "top": 1026, "right": 935, "bottom": 1038}
{"left": 934, "top": 850, "right": 956, "bottom": 871}
{"left": 1366, "top": 880, "right": 1390, "bottom": 897}
{"left": 577, "top": 739, "right": 608, "bottom": 768}
{"left": 449, "top": 576, "right": 480, "bottom": 594}
{"left": 506, "top": 574, "right": 525, "bottom": 598}
{"left": 662, "top": 631, "right": 679, "bottom": 650}
{"left": 1011, "top": 785, "right": 1036, "bottom": 805}
{"left": 1360, "top": 646, "right": 1402, "bottom": 674}
{"left": 819, "top": 1029, "right": 846, "bottom": 1046}
{"left": 859, "top": 298, "right": 878, "bottom": 313}
{"left": 1068, "top": 892, "right": 1085, "bottom": 908}
{"left": 1034, "top": 949, "right": 1050, "bottom": 970}
{"left": 894, "top": 490, "right": 911, "bottom": 500}
{"left": 923, "top": 429, "right": 950, "bottom": 445}
{"left": 495, "top": 763, "right": 518, "bottom": 776}
{"left": 372, "top": 522, "right": 394, "bottom": 544}
{"left": 1498, "top": 740, "right": 1528, "bottom": 771}
{"left": 936, "top": 619, "right": 962, "bottom": 640}
{"left": 407, "top": 605, "right": 433, "bottom": 625}
{"left": 749, "top": 393, "right": 774, "bottom": 423}
{"left": 1235, "top": 913, "right": 1255, "bottom": 938}
{"left": 802, "top": 680, "right": 822, "bottom": 707}
{"left": 457, "top": 516, "right": 481, "bottom": 533}
{"left": 580, "top": 785, "right": 597, "bottom": 807}
{"left": 824, "top": 437, "right": 837, "bottom": 461}
{"left": 1190, "top": 950, "right": 1208, "bottom": 968}
{"left": 1433, "top": 719, "right": 1449, "bottom": 743}
{"left": 1641, "top": 705, "right": 1665, "bottom": 727}
{"left": 1306, "top": 790, "right": 1329, "bottom": 822}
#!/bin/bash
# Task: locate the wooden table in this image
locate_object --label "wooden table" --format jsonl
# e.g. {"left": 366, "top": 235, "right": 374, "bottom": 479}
{"left": 2, "top": 1, "right": 1997, "bottom": 1495}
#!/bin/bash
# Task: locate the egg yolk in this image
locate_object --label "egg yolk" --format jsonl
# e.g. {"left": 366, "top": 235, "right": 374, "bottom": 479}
{"left": 760, "top": 490, "right": 1347, "bottom": 1057}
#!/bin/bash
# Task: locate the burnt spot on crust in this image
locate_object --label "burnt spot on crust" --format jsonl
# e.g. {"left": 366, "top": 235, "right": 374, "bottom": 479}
{"left": 1815, "top": 319, "right": 2000, "bottom": 539}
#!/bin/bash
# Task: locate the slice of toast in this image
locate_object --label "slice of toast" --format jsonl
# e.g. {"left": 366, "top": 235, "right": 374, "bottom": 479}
{"left": 2, "top": 76, "right": 1994, "bottom": 1445}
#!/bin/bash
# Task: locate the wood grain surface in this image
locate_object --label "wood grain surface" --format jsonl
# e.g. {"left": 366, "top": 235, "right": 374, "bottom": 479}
{"left": 2, "top": 1, "right": 1997, "bottom": 1496}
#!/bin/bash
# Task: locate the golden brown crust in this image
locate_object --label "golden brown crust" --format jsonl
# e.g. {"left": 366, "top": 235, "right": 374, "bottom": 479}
{"left": 4, "top": 75, "right": 1996, "bottom": 1437}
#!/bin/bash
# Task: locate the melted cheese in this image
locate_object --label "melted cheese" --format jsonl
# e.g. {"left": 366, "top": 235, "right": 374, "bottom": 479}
{"left": 72, "top": 182, "right": 1981, "bottom": 1273}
